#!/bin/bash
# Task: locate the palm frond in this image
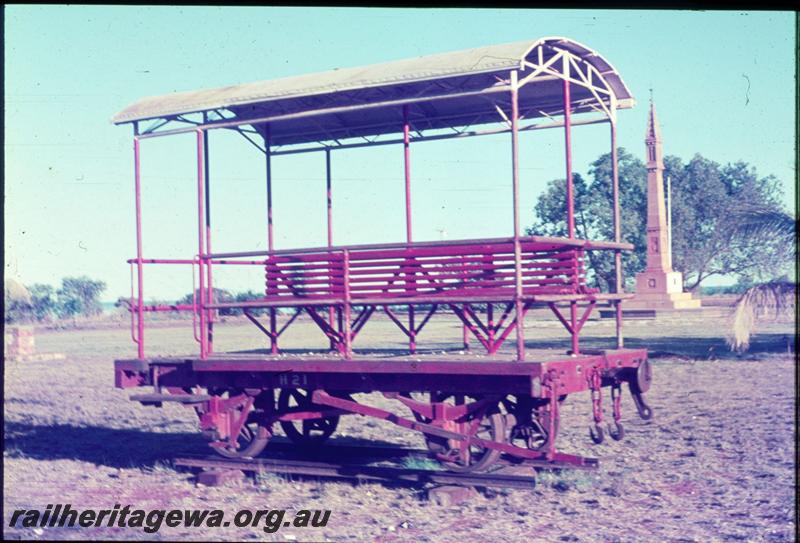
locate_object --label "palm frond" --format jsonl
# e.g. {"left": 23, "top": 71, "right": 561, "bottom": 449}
{"left": 732, "top": 208, "right": 797, "bottom": 244}
{"left": 727, "top": 280, "right": 796, "bottom": 352}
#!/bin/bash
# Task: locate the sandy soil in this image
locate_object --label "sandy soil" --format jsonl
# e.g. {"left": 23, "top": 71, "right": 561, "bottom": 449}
{"left": 3, "top": 313, "right": 796, "bottom": 542}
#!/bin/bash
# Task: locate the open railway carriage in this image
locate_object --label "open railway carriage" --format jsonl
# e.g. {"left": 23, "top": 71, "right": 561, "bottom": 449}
{"left": 113, "top": 37, "right": 654, "bottom": 473}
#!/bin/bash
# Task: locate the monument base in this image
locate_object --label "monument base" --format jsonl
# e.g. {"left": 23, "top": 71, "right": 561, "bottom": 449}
{"left": 625, "top": 291, "right": 702, "bottom": 310}
{"left": 628, "top": 268, "right": 702, "bottom": 311}
{"left": 635, "top": 270, "right": 683, "bottom": 294}
{"left": 599, "top": 303, "right": 726, "bottom": 321}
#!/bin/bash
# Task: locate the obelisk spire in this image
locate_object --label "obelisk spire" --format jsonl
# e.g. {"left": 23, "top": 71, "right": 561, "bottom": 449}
{"left": 645, "top": 96, "right": 663, "bottom": 160}
{"left": 628, "top": 96, "right": 702, "bottom": 311}
{"left": 644, "top": 99, "right": 671, "bottom": 272}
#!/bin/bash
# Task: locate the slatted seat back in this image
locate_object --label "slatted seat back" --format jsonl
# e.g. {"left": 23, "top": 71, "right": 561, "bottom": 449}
{"left": 264, "top": 252, "right": 344, "bottom": 301}
{"left": 264, "top": 240, "right": 590, "bottom": 302}
{"left": 345, "top": 241, "right": 587, "bottom": 300}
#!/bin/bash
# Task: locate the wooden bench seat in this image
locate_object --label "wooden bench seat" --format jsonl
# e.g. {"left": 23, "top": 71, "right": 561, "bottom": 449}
{"left": 199, "top": 237, "right": 632, "bottom": 311}
{"left": 206, "top": 292, "right": 633, "bottom": 310}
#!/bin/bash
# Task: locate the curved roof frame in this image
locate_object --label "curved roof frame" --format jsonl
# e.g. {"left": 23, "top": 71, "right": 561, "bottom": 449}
{"left": 117, "top": 37, "right": 633, "bottom": 154}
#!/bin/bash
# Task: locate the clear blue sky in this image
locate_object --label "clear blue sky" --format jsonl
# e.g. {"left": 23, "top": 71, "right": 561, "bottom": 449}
{"left": 5, "top": 7, "right": 796, "bottom": 301}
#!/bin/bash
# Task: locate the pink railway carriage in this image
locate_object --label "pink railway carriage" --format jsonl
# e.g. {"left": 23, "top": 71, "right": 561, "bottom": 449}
{"left": 112, "top": 37, "right": 654, "bottom": 473}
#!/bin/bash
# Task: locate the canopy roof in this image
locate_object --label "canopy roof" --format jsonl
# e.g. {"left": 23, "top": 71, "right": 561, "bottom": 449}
{"left": 113, "top": 37, "right": 634, "bottom": 147}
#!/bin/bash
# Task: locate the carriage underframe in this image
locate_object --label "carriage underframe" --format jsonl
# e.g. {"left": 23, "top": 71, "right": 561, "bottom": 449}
{"left": 116, "top": 342, "right": 652, "bottom": 472}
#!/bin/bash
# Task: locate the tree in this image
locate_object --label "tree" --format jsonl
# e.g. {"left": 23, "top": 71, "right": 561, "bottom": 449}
{"left": 233, "top": 290, "right": 268, "bottom": 316}
{"left": 528, "top": 148, "right": 646, "bottom": 291}
{"left": 175, "top": 289, "right": 269, "bottom": 316}
{"left": 177, "top": 288, "right": 237, "bottom": 315}
{"left": 4, "top": 281, "right": 59, "bottom": 323}
{"left": 55, "top": 276, "right": 106, "bottom": 318}
{"left": 529, "top": 150, "right": 793, "bottom": 292}
{"left": 668, "top": 156, "right": 792, "bottom": 290}
{"left": 27, "top": 284, "right": 57, "bottom": 321}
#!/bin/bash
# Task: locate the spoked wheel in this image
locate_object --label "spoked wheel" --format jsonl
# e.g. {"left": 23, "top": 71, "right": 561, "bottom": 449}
{"left": 210, "top": 390, "right": 272, "bottom": 459}
{"left": 213, "top": 420, "right": 271, "bottom": 459}
{"left": 503, "top": 395, "right": 559, "bottom": 457}
{"left": 422, "top": 393, "right": 506, "bottom": 473}
{"left": 277, "top": 388, "right": 339, "bottom": 446}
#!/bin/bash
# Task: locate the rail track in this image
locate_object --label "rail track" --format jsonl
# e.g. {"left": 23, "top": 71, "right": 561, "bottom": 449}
{"left": 173, "top": 442, "right": 598, "bottom": 495}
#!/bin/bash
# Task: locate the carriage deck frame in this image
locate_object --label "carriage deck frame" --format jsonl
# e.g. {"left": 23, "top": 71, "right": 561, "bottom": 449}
{"left": 112, "top": 37, "right": 653, "bottom": 473}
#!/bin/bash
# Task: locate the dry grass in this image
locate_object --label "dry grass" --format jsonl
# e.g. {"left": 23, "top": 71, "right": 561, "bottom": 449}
{"left": 3, "top": 313, "right": 796, "bottom": 542}
{"left": 727, "top": 281, "right": 796, "bottom": 352}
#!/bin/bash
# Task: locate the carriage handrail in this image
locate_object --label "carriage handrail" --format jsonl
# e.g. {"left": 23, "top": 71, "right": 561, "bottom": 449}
{"left": 125, "top": 258, "right": 266, "bottom": 265}
{"left": 203, "top": 235, "right": 633, "bottom": 260}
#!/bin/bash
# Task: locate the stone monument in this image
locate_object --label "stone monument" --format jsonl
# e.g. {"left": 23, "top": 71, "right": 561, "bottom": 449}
{"left": 626, "top": 99, "right": 701, "bottom": 311}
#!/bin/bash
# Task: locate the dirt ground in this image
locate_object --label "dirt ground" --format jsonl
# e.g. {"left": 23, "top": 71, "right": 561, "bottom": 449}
{"left": 3, "top": 311, "right": 796, "bottom": 542}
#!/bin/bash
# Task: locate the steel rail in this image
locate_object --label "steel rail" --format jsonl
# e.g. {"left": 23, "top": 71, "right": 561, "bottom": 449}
{"left": 249, "top": 441, "right": 600, "bottom": 471}
{"left": 174, "top": 455, "right": 540, "bottom": 490}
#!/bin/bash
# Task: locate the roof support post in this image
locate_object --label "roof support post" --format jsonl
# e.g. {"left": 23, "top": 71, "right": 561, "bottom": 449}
{"left": 265, "top": 125, "right": 278, "bottom": 354}
{"left": 611, "top": 119, "right": 624, "bottom": 348}
{"left": 563, "top": 66, "right": 575, "bottom": 240}
{"left": 403, "top": 105, "right": 417, "bottom": 353}
{"left": 563, "top": 61, "right": 579, "bottom": 355}
{"left": 326, "top": 148, "right": 336, "bottom": 350}
{"left": 196, "top": 129, "right": 208, "bottom": 359}
{"left": 510, "top": 70, "right": 525, "bottom": 362}
{"left": 265, "top": 126, "right": 274, "bottom": 252}
{"left": 326, "top": 148, "right": 333, "bottom": 247}
{"left": 203, "top": 115, "right": 214, "bottom": 355}
{"left": 403, "top": 104, "right": 412, "bottom": 243}
{"left": 133, "top": 124, "right": 145, "bottom": 359}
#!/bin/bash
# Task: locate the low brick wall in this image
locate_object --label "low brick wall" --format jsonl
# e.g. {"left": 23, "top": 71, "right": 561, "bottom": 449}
{"left": 4, "top": 326, "right": 36, "bottom": 359}
{"left": 4, "top": 326, "right": 65, "bottom": 362}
